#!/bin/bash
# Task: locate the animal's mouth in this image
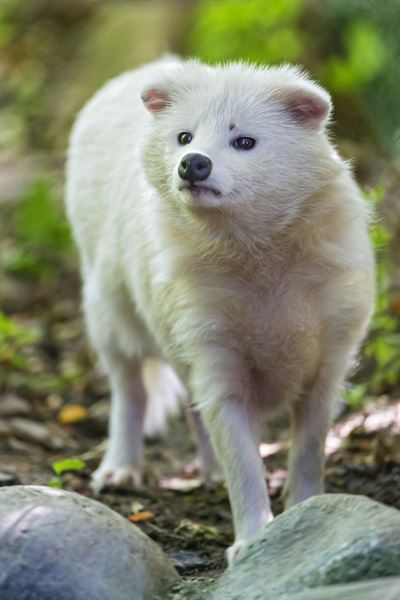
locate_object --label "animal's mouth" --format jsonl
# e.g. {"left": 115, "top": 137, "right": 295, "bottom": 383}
{"left": 179, "top": 183, "right": 221, "bottom": 197}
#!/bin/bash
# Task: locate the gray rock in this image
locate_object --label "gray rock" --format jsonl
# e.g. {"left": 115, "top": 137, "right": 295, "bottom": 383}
{"left": 0, "top": 485, "right": 178, "bottom": 600}
{"left": 211, "top": 494, "right": 400, "bottom": 600}
{"left": 284, "top": 578, "right": 400, "bottom": 600}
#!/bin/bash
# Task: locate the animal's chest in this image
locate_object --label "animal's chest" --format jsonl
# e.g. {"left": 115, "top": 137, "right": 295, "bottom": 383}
{"left": 216, "top": 279, "right": 319, "bottom": 368}
{"left": 150, "top": 269, "right": 320, "bottom": 388}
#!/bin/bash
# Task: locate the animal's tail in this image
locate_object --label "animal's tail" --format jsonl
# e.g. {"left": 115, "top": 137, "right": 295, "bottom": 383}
{"left": 142, "top": 358, "right": 186, "bottom": 438}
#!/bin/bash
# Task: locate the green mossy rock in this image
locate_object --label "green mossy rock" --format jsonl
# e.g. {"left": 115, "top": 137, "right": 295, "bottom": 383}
{"left": 211, "top": 494, "right": 400, "bottom": 600}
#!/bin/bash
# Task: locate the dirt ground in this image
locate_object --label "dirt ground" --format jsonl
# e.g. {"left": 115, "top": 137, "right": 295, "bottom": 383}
{"left": 1, "top": 198, "right": 399, "bottom": 581}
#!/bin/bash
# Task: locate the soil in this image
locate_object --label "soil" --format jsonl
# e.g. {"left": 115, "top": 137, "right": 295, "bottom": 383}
{"left": 1, "top": 197, "right": 399, "bottom": 582}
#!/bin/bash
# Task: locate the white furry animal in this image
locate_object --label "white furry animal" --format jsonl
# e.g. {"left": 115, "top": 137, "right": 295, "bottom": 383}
{"left": 65, "top": 57, "right": 375, "bottom": 562}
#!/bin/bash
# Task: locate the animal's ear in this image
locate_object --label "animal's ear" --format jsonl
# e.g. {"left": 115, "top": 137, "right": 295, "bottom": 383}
{"left": 277, "top": 84, "right": 331, "bottom": 130}
{"left": 141, "top": 88, "right": 171, "bottom": 114}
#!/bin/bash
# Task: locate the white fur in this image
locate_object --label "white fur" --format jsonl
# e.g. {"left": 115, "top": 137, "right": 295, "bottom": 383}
{"left": 65, "top": 57, "right": 375, "bottom": 562}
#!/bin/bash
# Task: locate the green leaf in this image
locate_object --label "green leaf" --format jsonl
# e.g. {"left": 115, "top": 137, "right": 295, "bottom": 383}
{"left": 343, "top": 384, "right": 368, "bottom": 408}
{"left": 48, "top": 477, "right": 63, "bottom": 489}
{"left": 0, "top": 311, "right": 39, "bottom": 345}
{"left": 4, "top": 249, "right": 52, "bottom": 278}
{"left": 52, "top": 458, "right": 86, "bottom": 476}
{"left": 14, "top": 179, "right": 71, "bottom": 250}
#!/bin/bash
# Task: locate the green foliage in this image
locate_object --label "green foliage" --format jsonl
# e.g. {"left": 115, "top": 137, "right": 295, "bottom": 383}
{"left": 0, "top": 312, "right": 71, "bottom": 394}
{"left": 321, "top": 21, "right": 386, "bottom": 92}
{"left": 52, "top": 458, "right": 86, "bottom": 476}
{"left": 346, "top": 188, "right": 400, "bottom": 406}
{"left": 0, "top": 311, "right": 39, "bottom": 345}
{"left": 14, "top": 179, "right": 70, "bottom": 249}
{"left": 47, "top": 477, "right": 63, "bottom": 489}
{"left": 4, "top": 179, "right": 71, "bottom": 278}
{"left": 187, "top": 0, "right": 303, "bottom": 64}
{"left": 0, "top": 311, "right": 40, "bottom": 371}
{"left": 49, "top": 458, "right": 86, "bottom": 488}
{"left": 0, "top": 310, "right": 80, "bottom": 394}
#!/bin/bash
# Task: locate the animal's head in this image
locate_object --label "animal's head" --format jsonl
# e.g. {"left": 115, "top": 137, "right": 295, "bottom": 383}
{"left": 141, "top": 60, "right": 340, "bottom": 232}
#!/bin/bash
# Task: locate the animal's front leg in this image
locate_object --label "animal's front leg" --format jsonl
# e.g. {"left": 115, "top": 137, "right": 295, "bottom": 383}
{"left": 193, "top": 360, "right": 273, "bottom": 564}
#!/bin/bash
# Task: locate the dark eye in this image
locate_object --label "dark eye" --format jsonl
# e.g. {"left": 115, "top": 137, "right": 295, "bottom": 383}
{"left": 233, "top": 137, "right": 256, "bottom": 150}
{"left": 178, "top": 132, "right": 193, "bottom": 145}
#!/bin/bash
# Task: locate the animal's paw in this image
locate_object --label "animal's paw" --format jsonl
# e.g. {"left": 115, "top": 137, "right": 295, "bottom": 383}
{"left": 226, "top": 539, "right": 248, "bottom": 566}
{"left": 90, "top": 463, "right": 143, "bottom": 493}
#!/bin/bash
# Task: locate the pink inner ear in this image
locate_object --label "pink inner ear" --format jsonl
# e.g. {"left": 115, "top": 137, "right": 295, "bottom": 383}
{"left": 141, "top": 88, "right": 170, "bottom": 113}
{"left": 286, "top": 91, "right": 330, "bottom": 126}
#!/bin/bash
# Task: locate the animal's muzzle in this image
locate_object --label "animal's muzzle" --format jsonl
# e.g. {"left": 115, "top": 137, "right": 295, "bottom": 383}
{"left": 178, "top": 153, "right": 212, "bottom": 184}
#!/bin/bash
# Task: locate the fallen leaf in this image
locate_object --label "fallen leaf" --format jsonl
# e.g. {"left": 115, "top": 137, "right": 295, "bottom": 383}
{"left": 159, "top": 476, "right": 202, "bottom": 493}
{"left": 58, "top": 404, "right": 88, "bottom": 424}
{"left": 128, "top": 511, "right": 154, "bottom": 523}
{"left": 175, "top": 519, "right": 221, "bottom": 540}
{"left": 130, "top": 500, "right": 144, "bottom": 514}
{"left": 267, "top": 469, "right": 287, "bottom": 496}
{"left": 52, "top": 457, "right": 86, "bottom": 476}
{"left": 259, "top": 441, "right": 284, "bottom": 458}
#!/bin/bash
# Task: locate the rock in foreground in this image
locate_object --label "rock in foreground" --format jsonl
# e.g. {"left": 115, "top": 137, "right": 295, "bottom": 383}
{"left": 0, "top": 485, "right": 178, "bottom": 600}
{"left": 212, "top": 494, "right": 400, "bottom": 600}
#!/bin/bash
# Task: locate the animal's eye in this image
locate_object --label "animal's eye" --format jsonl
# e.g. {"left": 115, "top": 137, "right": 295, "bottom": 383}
{"left": 178, "top": 132, "right": 193, "bottom": 145}
{"left": 233, "top": 137, "right": 256, "bottom": 150}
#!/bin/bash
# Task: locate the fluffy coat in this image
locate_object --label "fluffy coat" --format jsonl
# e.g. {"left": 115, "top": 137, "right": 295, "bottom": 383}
{"left": 65, "top": 57, "right": 375, "bottom": 562}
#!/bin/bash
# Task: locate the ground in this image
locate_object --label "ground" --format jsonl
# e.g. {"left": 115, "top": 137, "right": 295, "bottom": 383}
{"left": 0, "top": 194, "right": 399, "bottom": 581}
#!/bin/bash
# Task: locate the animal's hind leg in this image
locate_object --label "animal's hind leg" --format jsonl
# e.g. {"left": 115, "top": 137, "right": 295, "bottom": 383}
{"left": 283, "top": 358, "right": 349, "bottom": 508}
{"left": 91, "top": 350, "right": 146, "bottom": 491}
{"left": 187, "top": 407, "right": 223, "bottom": 485}
{"left": 283, "top": 381, "right": 332, "bottom": 507}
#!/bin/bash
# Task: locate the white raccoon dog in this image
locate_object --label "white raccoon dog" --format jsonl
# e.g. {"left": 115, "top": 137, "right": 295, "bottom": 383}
{"left": 65, "top": 56, "right": 375, "bottom": 562}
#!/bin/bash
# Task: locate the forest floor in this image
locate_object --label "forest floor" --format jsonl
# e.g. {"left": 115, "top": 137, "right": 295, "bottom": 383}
{"left": 1, "top": 185, "right": 399, "bottom": 581}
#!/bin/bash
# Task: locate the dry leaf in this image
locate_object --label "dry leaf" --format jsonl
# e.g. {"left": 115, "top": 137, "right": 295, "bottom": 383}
{"left": 58, "top": 404, "right": 88, "bottom": 425}
{"left": 128, "top": 511, "right": 154, "bottom": 523}
{"left": 130, "top": 501, "right": 144, "bottom": 514}
{"left": 159, "top": 476, "right": 202, "bottom": 493}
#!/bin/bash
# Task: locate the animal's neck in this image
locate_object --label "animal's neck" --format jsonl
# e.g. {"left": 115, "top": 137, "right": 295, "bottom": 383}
{"left": 162, "top": 200, "right": 317, "bottom": 274}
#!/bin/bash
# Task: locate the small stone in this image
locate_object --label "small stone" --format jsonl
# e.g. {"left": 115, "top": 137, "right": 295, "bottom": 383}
{"left": 46, "top": 393, "right": 64, "bottom": 411}
{"left": 0, "top": 419, "right": 10, "bottom": 440}
{"left": 0, "top": 394, "right": 31, "bottom": 417}
{"left": 0, "top": 472, "right": 19, "bottom": 486}
{"left": 168, "top": 550, "right": 206, "bottom": 573}
{"left": 9, "top": 418, "right": 64, "bottom": 449}
{"left": 8, "top": 436, "right": 44, "bottom": 454}
{"left": 0, "top": 485, "right": 178, "bottom": 600}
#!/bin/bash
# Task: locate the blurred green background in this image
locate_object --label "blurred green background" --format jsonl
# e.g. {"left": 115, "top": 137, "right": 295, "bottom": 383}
{"left": 0, "top": 0, "right": 399, "bottom": 404}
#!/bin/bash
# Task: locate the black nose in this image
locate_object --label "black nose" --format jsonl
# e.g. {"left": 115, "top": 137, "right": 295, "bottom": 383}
{"left": 178, "top": 153, "right": 212, "bottom": 184}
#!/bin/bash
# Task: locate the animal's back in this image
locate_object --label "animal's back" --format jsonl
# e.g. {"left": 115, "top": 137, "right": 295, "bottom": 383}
{"left": 65, "top": 56, "right": 182, "bottom": 271}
